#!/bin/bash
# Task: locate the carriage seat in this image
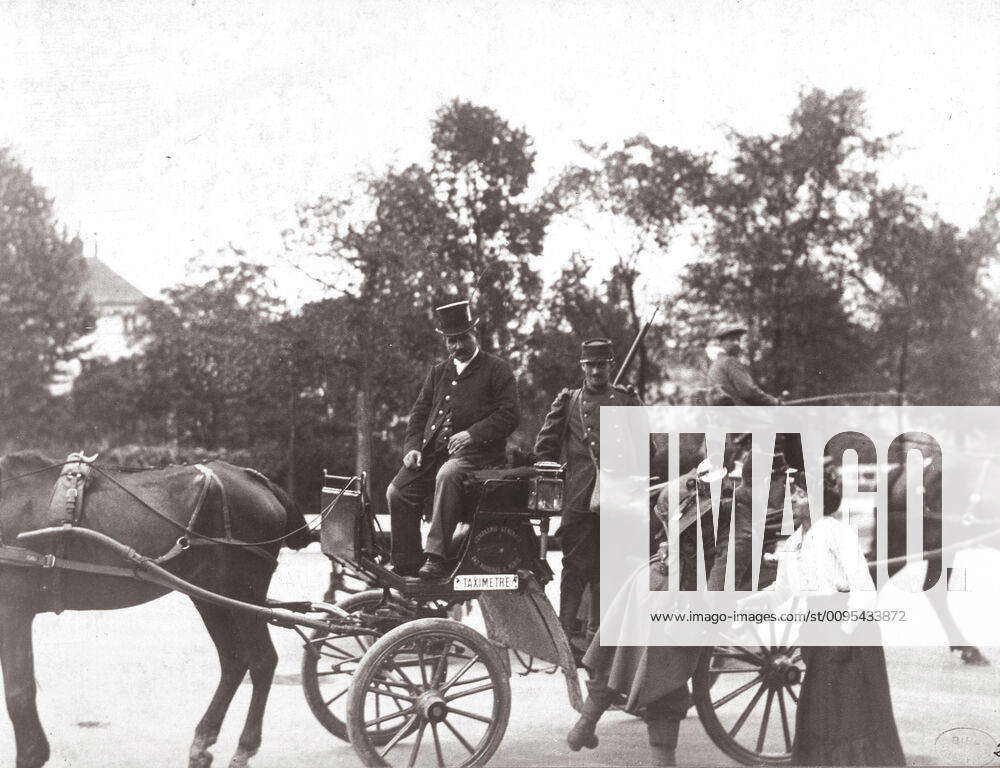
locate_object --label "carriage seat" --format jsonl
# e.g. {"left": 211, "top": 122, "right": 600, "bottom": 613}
{"left": 458, "top": 466, "right": 534, "bottom": 519}
{"left": 466, "top": 465, "right": 539, "bottom": 483}
{"left": 460, "top": 462, "right": 564, "bottom": 522}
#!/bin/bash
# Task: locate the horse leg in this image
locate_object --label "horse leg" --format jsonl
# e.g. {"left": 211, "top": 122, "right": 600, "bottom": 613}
{"left": 227, "top": 614, "right": 277, "bottom": 768}
{"left": 189, "top": 604, "right": 248, "bottom": 768}
{"left": 0, "top": 605, "right": 49, "bottom": 768}
{"left": 925, "top": 557, "right": 989, "bottom": 666}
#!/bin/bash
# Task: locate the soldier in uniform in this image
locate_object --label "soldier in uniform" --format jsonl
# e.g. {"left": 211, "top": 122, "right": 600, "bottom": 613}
{"left": 706, "top": 323, "right": 780, "bottom": 406}
{"left": 386, "top": 300, "right": 520, "bottom": 580}
{"left": 533, "top": 338, "right": 642, "bottom": 657}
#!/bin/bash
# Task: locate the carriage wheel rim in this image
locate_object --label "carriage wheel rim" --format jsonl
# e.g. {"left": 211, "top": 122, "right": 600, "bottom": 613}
{"left": 346, "top": 619, "right": 511, "bottom": 768}
{"left": 695, "top": 645, "right": 803, "bottom": 765}
{"left": 301, "top": 590, "right": 420, "bottom": 745}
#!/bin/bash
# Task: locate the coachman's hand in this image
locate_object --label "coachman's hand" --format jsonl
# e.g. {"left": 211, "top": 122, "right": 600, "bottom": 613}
{"left": 448, "top": 431, "right": 473, "bottom": 454}
{"left": 403, "top": 450, "right": 422, "bottom": 469}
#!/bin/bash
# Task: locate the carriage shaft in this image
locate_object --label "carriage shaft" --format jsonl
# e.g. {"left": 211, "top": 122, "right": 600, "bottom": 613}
{"left": 16, "top": 527, "right": 368, "bottom": 636}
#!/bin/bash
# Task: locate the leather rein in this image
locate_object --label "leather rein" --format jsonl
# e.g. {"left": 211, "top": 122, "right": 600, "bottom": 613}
{"left": 0, "top": 456, "right": 293, "bottom": 582}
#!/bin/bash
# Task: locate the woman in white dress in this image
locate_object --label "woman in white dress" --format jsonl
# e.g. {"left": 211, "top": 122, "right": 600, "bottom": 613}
{"left": 775, "top": 479, "right": 906, "bottom": 766}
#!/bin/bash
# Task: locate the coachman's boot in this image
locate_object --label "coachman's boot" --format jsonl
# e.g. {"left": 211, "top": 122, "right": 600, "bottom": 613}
{"left": 646, "top": 717, "right": 680, "bottom": 767}
{"left": 566, "top": 696, "right": 606, "bottom": 751}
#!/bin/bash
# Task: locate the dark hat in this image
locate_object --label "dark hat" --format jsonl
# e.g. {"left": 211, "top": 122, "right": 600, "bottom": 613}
{"left": 434, "top": 300, "right": 479, "bottom": 336}
{"left": 580, "top": 338, "right": 615, "bottom": 362}
{"left": 712, "top": 322, "right": 748, "bottom": 341}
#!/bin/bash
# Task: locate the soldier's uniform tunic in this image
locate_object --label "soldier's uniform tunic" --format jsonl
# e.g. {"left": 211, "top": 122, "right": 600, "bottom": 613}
{"left": 534, "top": 383, "right": 642, "bottom": 644}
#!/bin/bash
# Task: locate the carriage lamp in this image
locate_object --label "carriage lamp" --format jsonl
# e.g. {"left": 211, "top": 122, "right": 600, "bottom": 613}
{"left": 528, "top": 461, "right": 564, "bottom": 513}
{"left": 319, "top": 472, "right": 363, "bottom": 560}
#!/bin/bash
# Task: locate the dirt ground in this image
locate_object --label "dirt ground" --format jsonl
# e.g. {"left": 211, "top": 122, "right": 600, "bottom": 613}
{"left": 2, "top": 546, "right": 999, "bottom": 768}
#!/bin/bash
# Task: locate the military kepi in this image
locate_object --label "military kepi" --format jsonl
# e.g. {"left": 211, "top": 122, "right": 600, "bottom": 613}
{"left": 434, "top": 300, "right": 479, "bottom": 336}
{"left": 580, "top": 337, "right": 614, "bottom": 362}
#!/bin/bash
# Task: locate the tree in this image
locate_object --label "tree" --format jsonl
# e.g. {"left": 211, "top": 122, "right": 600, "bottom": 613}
{"left": 521, "top": 254, "right": 642, "bottom": 433}
{"left": 67, "top": 356, "right": 150, "bottom": 446}
{"left": 547, "top": 135, "right": 713, "bottom": 397}
{"left": 677, "top": 88, "right": 888, "bottom": 397}
{"left": 283, "top": 170, "right": 448, "bottom": 497}
{"left": 430, "top": 100, "right": 550, "bottom": 353}
{"left": 135, "top": 261, "right": 284, "bottom": 449}
{"left": 284, "top": 100, "right": 551, "bottom": 487}
{"left": 0, "top": 148, "right": 93, "bottom": 443}
{"left": 853, "top": 188, "right": 1000, "bottom": 404}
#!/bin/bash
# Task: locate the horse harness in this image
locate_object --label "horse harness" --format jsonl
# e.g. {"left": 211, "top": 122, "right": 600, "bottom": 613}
{"left": 0, "top": 453, "right": 278, "bottom": 613}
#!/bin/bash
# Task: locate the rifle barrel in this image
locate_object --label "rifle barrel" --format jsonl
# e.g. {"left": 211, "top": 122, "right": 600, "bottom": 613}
{"left": 613, "top": 307, "right": 659, "bottom": 387}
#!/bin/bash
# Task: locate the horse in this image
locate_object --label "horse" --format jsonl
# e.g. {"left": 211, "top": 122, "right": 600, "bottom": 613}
{"left": 0, "top": 451, "right": 313, "bottom": 768}
{"left": 882, "top": 434, "right": 991, "bottom": 665}
{"left": 811, "top": 428, "right": 990, "bottom": 665}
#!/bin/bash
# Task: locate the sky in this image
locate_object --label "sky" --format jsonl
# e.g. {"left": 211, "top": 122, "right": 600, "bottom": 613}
{"left": 1, "top": 0, "right": 998, "bottom": 305}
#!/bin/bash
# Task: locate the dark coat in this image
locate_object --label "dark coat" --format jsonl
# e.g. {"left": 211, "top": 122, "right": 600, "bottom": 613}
{"left": 588, "top": 470, "right": 792, "bottom": 710}
{"left": 394, "top": 351, "right": 520, "bottom": 489}
{"left": 707, "top": 352, "right": 779, "bottom": 406}
{"left": 533, "top": 384, "right": 642, "bottom": 528}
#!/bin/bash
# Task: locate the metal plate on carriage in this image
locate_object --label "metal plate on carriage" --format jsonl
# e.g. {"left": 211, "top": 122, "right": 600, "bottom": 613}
{"left": 453, "top": 573, "right": 519, "bottom": 591}
{"left": 477, "top": 572, "right": 584, "bottom": 712}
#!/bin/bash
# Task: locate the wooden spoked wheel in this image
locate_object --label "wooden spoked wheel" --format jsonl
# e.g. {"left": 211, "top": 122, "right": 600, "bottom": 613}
{"left": 301, "top": 589, "right": 419, "bottom": 743}
{"left": 346, "top": 618, "right": 511, "bottom": 768}
{"left": 693, "top": 645, "right": 804, "bottom": 765}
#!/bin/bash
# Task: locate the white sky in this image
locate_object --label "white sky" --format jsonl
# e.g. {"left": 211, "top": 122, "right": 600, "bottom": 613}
{"left": 1, "top": 0, "right": 998, "bottom": 304}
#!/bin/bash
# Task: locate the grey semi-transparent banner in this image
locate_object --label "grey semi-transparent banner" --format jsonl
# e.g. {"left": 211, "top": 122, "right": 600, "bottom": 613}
{"left": 598, "top": 406, "right": 1000, "bottom": 647}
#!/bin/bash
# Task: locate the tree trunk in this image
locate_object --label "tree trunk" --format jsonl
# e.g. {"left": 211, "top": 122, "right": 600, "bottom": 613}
{"left": 355, "top": 382, "right": 376, "bottom": 511}
{"left": 286, "top": 385, "right": 297, "bottom": 498}
{"left": 896, "top": 320, "right": 910, "bottom": 403}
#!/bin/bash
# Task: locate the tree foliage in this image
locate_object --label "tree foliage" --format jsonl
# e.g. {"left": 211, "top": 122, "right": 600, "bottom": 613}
{"left": 282, "top": 100, "right": 551, "bottom": 494}
{"left": 135, "top": 262, "right": 283, "bottom": 448}
{"left": 0, "top": 148, "right": 93, "bottom": 442}
{"left": 853, "top": 188, "right": 1000, "bottom": 403}
{"left": 678, "top": 89, "right": 888, "bottom": 396}
{"left": 6, "top": 91, "right": 996, "bottom": 512}
{"left": 546, "top": 135, "right": 713, "bottom": 397}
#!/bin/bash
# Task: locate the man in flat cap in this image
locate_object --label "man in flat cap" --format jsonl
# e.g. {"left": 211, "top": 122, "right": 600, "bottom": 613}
{"left": 706, "top": 323, "right": 780, "bottom": 406}
{"left": 387, "top": 300, "right": 520, "bottom": 580}
{"left": 533, "top": 338, "right": 642, "bottom": 656}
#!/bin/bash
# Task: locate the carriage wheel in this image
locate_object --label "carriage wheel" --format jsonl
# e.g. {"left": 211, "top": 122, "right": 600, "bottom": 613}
{"left": 693, "top": 644, "right": 804, "bottom": 765}
{"left": 302, "top": 589, "right": 419, "bottom": 743}
{"left": 346, "top": 618, "right": 511, "bottom": 768}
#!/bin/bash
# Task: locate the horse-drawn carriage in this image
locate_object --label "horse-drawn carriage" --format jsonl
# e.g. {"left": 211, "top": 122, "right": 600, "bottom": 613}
{"left": 302, "top": 462, "right": 804, "bottom": 767}
{"left": 0, "top": 452, "right": 802, "bottom": 768}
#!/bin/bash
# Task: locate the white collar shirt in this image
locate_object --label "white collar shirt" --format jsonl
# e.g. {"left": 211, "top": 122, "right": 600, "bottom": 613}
{"left": 453, "top": 347, "right": 480, "bottom": 376}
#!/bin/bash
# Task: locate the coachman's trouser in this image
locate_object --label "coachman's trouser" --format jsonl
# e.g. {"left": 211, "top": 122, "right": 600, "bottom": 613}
{"left": 387, "top": 448, "right": 500, "bottom": 568}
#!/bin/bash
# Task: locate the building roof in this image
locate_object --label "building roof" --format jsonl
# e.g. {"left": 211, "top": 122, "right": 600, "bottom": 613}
{"left": 81, "top": 258, "right": 147, "bottom": 308}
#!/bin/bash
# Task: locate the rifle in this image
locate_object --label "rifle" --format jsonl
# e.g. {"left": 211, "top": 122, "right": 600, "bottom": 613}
{"left": 612, "top": 307, "right": 659, "bottom": 390}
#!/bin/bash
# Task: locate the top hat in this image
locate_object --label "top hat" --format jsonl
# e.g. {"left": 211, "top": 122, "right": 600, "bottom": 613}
{"left": 580, "top": 338, "right": 615, "bottom": 362}
{"left": 434, "top": 300, "right": 479, "bottom": 336}
{"left": 712, "top": 322, "right": 748, "bottom": 341}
